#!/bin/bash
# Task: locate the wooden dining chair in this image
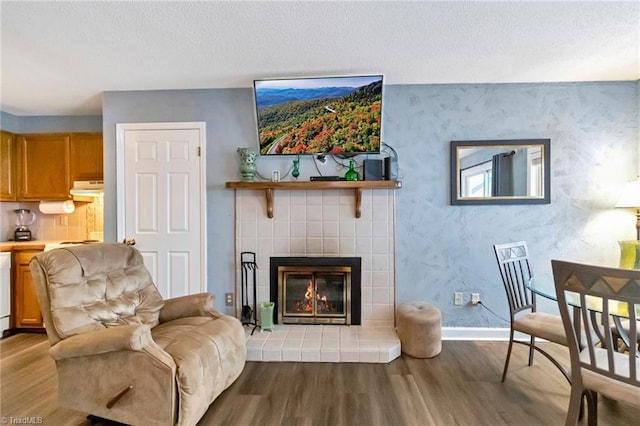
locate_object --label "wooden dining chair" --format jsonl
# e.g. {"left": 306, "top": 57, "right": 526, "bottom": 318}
{"left": 551, "top": 260, "right": 640, "bottom": 426}
{"left": 493, "top": 241, "right": 569, "bottom": 382}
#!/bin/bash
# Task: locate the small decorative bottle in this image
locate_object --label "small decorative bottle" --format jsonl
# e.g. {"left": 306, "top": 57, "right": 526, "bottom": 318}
{"left": 292, "top": 159, "right": 300, "bottom": 179}
{"left": 345, "top": 160, "right": 358, "bottom": 181}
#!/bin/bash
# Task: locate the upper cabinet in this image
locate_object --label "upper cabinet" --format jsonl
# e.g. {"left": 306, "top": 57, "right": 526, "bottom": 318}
{"left": 70, "top": 133, "right": 103, "bottom": 181}
{"left": 0, "top": 130, "right": 17, "bottom": 201}
{"left": 17, "top": 133, "right": 72, "bottom": 201}
{"left": 1, "top": 131, "right": 103, "bottom": 202}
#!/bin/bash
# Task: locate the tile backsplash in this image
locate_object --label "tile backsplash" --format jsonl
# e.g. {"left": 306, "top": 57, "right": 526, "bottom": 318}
{"left": 0, "top": 197, "right": 104, "bottom": 242}
{"left": 234, "top": 188, "right": 396, "bottom": 327}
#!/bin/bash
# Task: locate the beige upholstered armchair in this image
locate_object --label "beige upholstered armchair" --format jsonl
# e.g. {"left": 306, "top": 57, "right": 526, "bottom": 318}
{"left": 30, "top": 243, "right": 246, "bottom": 426}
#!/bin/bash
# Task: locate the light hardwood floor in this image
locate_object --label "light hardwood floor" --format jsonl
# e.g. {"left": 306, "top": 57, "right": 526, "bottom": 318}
{"left": 1, "top": 333, "right": 638, "bottom": 425}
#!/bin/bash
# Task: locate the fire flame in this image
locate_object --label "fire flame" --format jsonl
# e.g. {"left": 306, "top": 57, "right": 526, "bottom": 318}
{"left": 298, "top": 279, "right": 331, "bottom": 312}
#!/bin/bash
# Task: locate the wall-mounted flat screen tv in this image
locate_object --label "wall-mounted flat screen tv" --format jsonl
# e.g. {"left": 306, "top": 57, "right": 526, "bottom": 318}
{"left": 253, "top": 75, "right": 383, "bottom": 156}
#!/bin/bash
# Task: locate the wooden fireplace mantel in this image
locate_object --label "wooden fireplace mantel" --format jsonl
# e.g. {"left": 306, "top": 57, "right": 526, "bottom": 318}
{"left": 225, "top": 180, "right": 402, "bottom": 219}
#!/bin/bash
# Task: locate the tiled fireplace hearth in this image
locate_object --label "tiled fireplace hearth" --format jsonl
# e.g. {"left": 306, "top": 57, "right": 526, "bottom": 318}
{"left": 233, "top": 187, "right": 399, "bottom": 362}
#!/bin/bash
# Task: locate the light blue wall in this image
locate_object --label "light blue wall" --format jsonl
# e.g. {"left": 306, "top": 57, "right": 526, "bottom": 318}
{"left": 5, "top": 81, "right": 634, "bottom": 324}
{"left": 388, "top": 82, "right": 637, "bottom": 326}
{"left": 0, "top": 111, "right": 102, "bottom": 133}
{"left": 102, "top": 89, "right": 257, "bottom": 314}
{"left": 101, "top": 81, "right": 638, "bottom": 323}
{"left": 0, "top": 111, "right": 20, "bottom": 132}
{"left": 101, "top": 89, "right": 391, "bottom": 316}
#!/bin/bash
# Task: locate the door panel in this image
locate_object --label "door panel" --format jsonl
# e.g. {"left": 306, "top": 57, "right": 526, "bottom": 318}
{"left": 168, "top": 252, "right": 190, "bottom": 297}
{"left": 136, "top": 173, "right": 158, "bottom": 232}
{"left": 168, "top": 173, "right": 189, "bottom": 232}
{"left": 141, "top": 251, "right": 160, "bottom": 294}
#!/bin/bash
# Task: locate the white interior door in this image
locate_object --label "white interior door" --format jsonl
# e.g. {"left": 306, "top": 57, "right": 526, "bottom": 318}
{"left": 116, "top": 122, "right": 206, "bottom": 299}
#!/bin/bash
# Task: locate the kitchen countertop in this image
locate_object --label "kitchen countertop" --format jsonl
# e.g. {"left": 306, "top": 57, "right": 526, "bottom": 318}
{"left": 1, "top": 240, "right": 89, "bottom": 252}
{"left": 1, "top": 239, "right": 105, "bottom": 252}
{"left": 0, "top": 241, "right": 47, "bottom": 252}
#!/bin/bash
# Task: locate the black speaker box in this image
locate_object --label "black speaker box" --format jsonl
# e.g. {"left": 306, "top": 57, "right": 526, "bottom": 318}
{"left": 384, "top": 156, "right": 398, "bottom": 180}
{"left": 363, "top": 159, "right": 383, "bottom": 181}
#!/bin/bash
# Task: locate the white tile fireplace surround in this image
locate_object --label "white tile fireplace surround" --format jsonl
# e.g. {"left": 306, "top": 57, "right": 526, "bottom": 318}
{"left": 234, "top": 188, "right": 398, "bottom": 362}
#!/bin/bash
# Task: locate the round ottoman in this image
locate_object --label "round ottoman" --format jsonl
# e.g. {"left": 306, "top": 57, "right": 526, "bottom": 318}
{"left": 397, "top": 302, "right": 442, "bottom": 358}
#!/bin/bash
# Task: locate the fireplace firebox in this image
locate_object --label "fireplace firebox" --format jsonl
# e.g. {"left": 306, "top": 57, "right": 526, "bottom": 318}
{"left": 270, "top": 257, "right": 361, "bottom": 325}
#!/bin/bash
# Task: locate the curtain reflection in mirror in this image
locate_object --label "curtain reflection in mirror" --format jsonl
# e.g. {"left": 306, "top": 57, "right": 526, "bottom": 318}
{"left": 492, "top": 151, "right": 515, "bottom": 196}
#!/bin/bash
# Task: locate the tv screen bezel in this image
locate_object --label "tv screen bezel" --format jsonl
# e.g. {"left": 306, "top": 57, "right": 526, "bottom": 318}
{"left": 252, "top": 74, "right": 384, "bottom": 156}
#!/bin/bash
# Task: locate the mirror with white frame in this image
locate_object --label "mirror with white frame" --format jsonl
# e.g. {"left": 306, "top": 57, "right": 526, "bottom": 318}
{"left": 450, "top": 139, "right": 550, "bottom": 205}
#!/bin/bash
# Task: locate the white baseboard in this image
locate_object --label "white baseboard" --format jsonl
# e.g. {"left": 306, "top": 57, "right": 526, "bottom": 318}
{"left": 442, "top": 327, "right": 538, "bottom": 342}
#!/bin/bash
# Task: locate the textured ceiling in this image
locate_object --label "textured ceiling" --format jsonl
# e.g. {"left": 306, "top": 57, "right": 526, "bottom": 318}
{"left": 1, "top": 1, "right": 638, "bottom": 116}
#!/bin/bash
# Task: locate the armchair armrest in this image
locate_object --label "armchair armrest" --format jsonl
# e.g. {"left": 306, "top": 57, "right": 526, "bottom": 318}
{"left": 159, "top": 292, "right": 215, "bottom": 323}
{"left": 48, "top": 324, "right": 154, "bottom": 361}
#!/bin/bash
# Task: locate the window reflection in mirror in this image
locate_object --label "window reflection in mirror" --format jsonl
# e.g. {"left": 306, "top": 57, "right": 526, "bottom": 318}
{"left": 451, "top": 139, "right": 550, "bottom": 205}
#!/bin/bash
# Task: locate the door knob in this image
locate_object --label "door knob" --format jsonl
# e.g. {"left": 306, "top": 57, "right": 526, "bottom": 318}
{"left": 123, "top": 238, "right": 136, "bottom": 246}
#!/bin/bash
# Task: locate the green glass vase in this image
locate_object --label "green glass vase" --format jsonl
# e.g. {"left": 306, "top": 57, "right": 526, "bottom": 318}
{"left": 292, "top": 159, "right": 300, "bottom": 179}
{"left": 345, "top": 160, "right": 358, "bottom": 181}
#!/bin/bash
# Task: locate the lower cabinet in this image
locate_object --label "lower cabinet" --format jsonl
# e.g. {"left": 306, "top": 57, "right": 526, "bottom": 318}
{"left": 12, "top": 250, "right": 44, "bottom": 330}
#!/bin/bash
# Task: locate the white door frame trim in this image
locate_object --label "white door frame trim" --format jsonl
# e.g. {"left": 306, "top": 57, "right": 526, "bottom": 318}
{"left": 115, "top": 121, "right": 207, "bottom": 293}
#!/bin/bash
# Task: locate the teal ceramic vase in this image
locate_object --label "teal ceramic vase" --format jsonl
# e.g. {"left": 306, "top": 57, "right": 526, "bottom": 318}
{"left": 237, "top": 147, "right": 258, "bottom": 181}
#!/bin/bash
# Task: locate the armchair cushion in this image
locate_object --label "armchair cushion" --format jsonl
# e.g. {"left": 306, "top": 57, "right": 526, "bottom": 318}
{"left": 159, "top": 293, "right": 215, "bottom": 323}
{"left": 48, "top": 324, "right": 154, "bottom": 360}
{"left": 35, "top": 244, "right": 164, "bottom": 339}
{"left": 151, "top": 313, "right": 246, "bottom": 426}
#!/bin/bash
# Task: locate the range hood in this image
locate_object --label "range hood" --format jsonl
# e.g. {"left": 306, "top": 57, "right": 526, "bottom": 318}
{"left": 69, "top": 180, "right": 104, "bottom": 197}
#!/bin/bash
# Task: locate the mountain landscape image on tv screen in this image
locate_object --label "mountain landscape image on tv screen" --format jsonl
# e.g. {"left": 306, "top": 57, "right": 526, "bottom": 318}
{"left": 254, "top": 75, "right": 383, "bottom": 155}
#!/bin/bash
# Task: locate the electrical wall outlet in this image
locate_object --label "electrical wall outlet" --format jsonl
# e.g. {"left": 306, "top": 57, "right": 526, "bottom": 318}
{"left": 225, "top": 293, "right": 234, "bottom": 306}
{"left": 471, "top": 293, "right": 480, "bottom": 305}
{"left": 454, "top": 292, "right": 463, "bottom": 306}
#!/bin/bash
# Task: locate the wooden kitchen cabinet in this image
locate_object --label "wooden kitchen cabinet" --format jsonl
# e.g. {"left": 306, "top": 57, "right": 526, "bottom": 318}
{"left": 17, "top": 133, "right": 71, "bottom": 200}
{"left": 0, "top": 130, "right": 17, "bottom": 201}
{"left": 70, "top": 132, "right": 103, "bottom": 181}
{"left": 12, "top": 249, "right": 44, "bottom": 330}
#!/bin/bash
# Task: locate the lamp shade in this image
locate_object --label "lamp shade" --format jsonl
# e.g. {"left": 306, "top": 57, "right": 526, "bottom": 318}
{"left": 615, "top": 180, "right": 640, "bottom": 208}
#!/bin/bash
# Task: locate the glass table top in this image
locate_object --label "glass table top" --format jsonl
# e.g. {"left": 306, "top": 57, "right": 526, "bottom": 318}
{"left": 528, "top": 277, "right": 639, "bottom": 319}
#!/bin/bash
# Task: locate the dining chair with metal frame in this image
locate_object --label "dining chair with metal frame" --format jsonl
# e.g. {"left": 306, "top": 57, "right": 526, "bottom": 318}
{"left": 493, "top": 241, "right": 570, "bottom": 383}
{"left": 551, "top": 259, "right": 640, "bottom": 426}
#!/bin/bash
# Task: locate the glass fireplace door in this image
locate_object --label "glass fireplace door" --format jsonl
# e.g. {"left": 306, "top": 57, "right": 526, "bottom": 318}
{"left": 279, "top": 266, "right": 351, "bottom": 324}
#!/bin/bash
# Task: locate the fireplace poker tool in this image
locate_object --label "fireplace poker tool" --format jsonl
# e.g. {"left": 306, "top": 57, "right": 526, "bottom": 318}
{"left": 240, "top": 251, "right": 259, "bottom": 335}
